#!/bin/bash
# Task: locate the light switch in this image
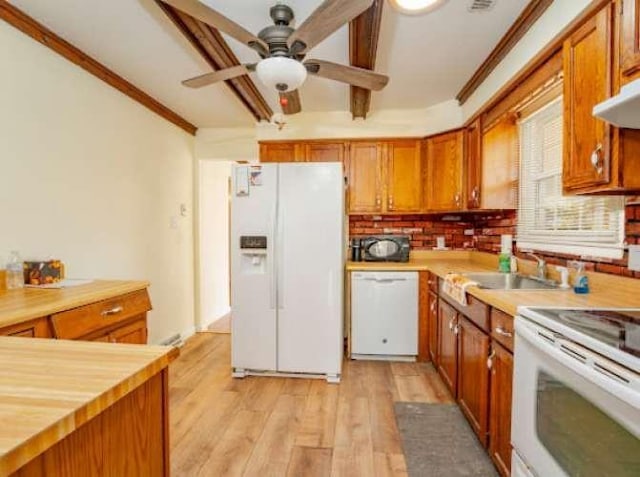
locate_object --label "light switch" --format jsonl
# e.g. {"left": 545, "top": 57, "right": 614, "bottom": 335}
{"left": 629, "top": 245, "right": 640, "bottom": 271}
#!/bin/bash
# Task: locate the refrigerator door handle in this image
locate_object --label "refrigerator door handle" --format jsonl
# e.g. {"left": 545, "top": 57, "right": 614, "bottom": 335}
{"left": 277, "top": 203, "right": 285, "bottom": 310}
{"left": 269, "top": 202, "right": 277, "bottom": 310}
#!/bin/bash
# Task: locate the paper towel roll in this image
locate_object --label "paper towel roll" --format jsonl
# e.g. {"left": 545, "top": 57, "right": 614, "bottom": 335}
{"left": 501, "top": 234, "right": 513, "bottom": 254}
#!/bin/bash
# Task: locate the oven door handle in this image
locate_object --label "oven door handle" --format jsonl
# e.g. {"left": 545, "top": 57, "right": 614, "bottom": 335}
{"left": 515, "top": 318, "right": 640, "bottom": 409}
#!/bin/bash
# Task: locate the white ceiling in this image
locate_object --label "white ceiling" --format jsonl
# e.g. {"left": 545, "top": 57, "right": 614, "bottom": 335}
{"left": 8, "top": 0, "right": 529, "bottom": 128}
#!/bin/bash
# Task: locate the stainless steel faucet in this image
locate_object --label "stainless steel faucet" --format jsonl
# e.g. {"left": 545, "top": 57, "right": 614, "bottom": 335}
{"left": 527, "top": 253, "right": 547, "bottom": 280}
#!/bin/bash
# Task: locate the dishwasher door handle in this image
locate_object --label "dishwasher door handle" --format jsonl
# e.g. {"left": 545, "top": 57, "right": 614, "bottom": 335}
{"left": 362, "top": 278, "right": 407, "bottom": 283}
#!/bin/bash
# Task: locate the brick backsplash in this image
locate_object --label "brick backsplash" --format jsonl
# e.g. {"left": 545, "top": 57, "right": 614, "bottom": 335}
{"left": 349, "top": 203, "right": 640, "bottom": 278}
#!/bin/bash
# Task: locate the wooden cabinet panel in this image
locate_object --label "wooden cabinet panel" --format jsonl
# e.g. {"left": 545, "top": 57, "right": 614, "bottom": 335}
{"left": 621, "top": 0, "right": 640, "bottom": 81}
{"left": 465, "top": 119, "right": 482, "bottom": 210}
{"left": 457, "top": 316, "right": 490, "bottom": 447}
{"left": 387, "top": 140, "right": 422, "bottom": 213}
{"left": 0, "top": 317, "right": 52, "bottom": 338}
{"left": 482, "top": 116, "right": 518, "bottom": 209}
{"left": 439, "top": 285, "right": 490, "bottom": 332}
{"left": 418, "top": 272, "right": 429, "bottom": 362}
{"left": 259, "top": 142, "right": 303, "bottom": 162}
{"left": 563, "top": 4, "right": 613, "bottom": 191}
{"left": 490, "top": 309, "right": 514, "bottom": 352}
{"left": 489, "top": 342, "right": 514, "bottom": 477}
{"left": 425, "top": 130, "right": 464, "bottom": 211}
{"left": 305, "top": 142, "right": 346, "bottom": 162}
{"left": 437, "top": 300, "right": 458, "bottom": 396}
{"left": 348, "top": 142, "right": 383, "bottom": 213}
{"left": 110, "top": 318, "right": 147, "bottom": 344}
{"left": 51, "top": 290, "right": 151, "bottom": 340}
{"left": 428, "top": 291, "right": 439, "bottom": 365}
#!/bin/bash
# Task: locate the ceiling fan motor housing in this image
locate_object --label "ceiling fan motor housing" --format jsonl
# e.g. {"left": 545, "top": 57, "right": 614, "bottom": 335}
{"left": 258, "top": 4, "right": 295, "bottom": 57}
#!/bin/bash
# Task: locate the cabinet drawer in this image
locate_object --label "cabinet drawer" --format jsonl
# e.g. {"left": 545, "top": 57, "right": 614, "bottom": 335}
{"left": 439, "top": 283, "right": 489, "bottom": 332}
{"left": 0, "top": 317, "right": 52, "bottom": 338}
{"left": 490, "top": 309, "right": 514, "bottom": 352}
{"left": 51, "top": 290, "right": 151, "bottom": 340}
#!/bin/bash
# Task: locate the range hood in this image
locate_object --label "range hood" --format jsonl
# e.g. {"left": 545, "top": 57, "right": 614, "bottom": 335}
{"left": 593, "top": 78, "right": 640, "bottom": 128}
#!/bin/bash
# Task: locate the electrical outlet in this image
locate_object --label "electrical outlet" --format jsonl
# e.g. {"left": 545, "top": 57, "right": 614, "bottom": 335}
{"left": 629, "top": 245, "right": 640, "bottom": 271}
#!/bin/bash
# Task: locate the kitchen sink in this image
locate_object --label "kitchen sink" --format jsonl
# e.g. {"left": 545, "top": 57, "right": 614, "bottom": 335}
{"left": 463, "top": 272, "right": 561, "bottom": 290}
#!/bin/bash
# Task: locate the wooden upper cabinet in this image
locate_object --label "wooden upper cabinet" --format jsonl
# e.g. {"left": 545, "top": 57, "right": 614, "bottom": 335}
{"left": 489, "top": 341, "right": 514, "bottom": 477}
{"left": 348, "top": 142, "right": 383, "bottom": 213}
{"left": 457, "top": 316, "right": 490, "bottom": 447}
{"left": 621, "top": 0, "right": 640, "bottom": 82}
{"left": 563, "top": 4, "right": 613, "bottom": 191}
{"left": 259, "top": 142, "right": 303, "bottom": 162}
{"left": 305, "top": 142, "right": 346, "bottom": 162}
{"left": 481, "top": 116, "right": 519, "bottom": 209}
{"left": 425, "top": 130, "right": 464, "bottom": 211}
{"left": 386, "top": 140, "right": 422, "bottom": 213}
{"left": 465, "top": 119, "right": 482, "bottom": 210}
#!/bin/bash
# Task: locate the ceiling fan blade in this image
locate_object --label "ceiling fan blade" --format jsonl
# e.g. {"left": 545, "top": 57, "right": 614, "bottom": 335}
{"left": 280, "top": 90, "right": 302, "bottom": 115}
{"left": 182, "top": 64, "right": 256, "bottom": 89}
{"left": 305, "top": 59, "right": 389, "bottom": 91}
{"left": 288, "top": 0, "right": 374, "bottom": 54}
{"left": 160, "top": 0, "right": 268, "bottom": 54}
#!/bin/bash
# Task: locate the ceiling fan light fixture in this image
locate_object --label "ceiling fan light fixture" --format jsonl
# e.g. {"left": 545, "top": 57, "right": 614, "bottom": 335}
{"left": 256, "top": 57, "right": 307, "bottom": 93}
{"left": 389, "top": 0, "right": 448, "bottom": 15}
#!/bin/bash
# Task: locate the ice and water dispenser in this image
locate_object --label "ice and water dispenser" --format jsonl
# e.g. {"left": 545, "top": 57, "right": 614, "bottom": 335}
{"left": 239, "top": 236, "right": 268, "bottom": 274}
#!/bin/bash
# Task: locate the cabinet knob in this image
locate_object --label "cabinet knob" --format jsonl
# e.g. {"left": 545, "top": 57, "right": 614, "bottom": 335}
{"left": 376, "top": 196, "right": 381, "bottom": 207}
{"left": 430, "top": 301, "right": 436, "bottom": 313}
{"left": 388, "top": 196, "right": 394, "bottom": 209}
{"left": 101, "top": 305, "right": 123, "bottom": 317}
{"left": 471, "top": 186, "right": 480, "bottom": 206}
{"left": 494, "top": 327, "right": 513, "bottom": 338}
{"left": 590, "top": 144, "right": 603, "bottom": 175}
{"left": 454, "top": 192, "right": 461, "bottom": 207}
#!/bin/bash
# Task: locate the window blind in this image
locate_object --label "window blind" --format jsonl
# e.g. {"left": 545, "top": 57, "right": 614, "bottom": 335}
{"left": 517, "top": 97, "right": 625, "bottom": 259}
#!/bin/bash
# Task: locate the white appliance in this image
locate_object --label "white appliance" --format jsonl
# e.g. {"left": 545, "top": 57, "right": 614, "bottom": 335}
{"left": 231, "top": 163, "right": 344, "bottom": 383}
{"left": 351, "top": 271, "right": 418, "bottom": 360}
{"left": 593, "top": 78, "right": 640, "bottom": 128}
{"left": 512, "top": 307, "right": 640, "bottom": 477}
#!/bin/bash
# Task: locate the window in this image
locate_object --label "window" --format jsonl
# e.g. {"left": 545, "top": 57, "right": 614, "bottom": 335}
{"left": 517, "top": 98, "right": 625, "bottom": 259}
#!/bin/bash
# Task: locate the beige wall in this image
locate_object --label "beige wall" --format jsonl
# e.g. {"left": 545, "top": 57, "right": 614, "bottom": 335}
{"left": 197, "top": 160, "right": 232, "bottom": 329}
{"left": 462, "top": 0, "right": 592, "bottom": 120}
{"left": 0, "top": 22, "right": 195, "bottom": 344}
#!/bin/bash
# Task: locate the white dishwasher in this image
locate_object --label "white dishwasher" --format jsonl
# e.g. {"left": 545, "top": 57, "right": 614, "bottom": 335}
{"left": 351, "top": 271, "right": 418, "bottom": 360}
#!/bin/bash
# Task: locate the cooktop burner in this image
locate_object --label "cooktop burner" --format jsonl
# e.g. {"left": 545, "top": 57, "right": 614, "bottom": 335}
{"left": 530, "top": 308, "right": 640, "bottom": 358}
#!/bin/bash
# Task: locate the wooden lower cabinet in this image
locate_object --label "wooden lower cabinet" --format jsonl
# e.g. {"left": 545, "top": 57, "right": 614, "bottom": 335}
{"left": 428, "top": 291, "right": 439, "bottom": 365}
{"left": 11, "top": 371, "right": 170, "bottom": 477}
{"left": 111, "top": 318, "right": 147, "bottom": 344}
{"left": 489, "top": 341, "right": 514, "bottom": 477}
{"left": 437, "top": 300, "right": 458, "bottom": 396}
{"left": 457, "top": 316, "right": 490, "bottom": 446}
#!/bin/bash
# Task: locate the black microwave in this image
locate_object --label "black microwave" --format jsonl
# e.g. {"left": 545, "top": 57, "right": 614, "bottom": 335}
{"left": 360, "top": 235, "right": 410, "bottom": 262}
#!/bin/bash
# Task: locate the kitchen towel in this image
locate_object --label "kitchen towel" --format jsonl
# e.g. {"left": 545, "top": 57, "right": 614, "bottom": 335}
{"left": 442, "top": 273, "right": 478, "bottom": 306}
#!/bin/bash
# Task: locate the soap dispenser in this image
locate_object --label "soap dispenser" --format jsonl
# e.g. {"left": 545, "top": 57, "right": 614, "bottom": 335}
{"left": 555, "top": 266, "right": 570, "bottom": 289}
{"left": 570, "top": 261, "right": 590, "bottom": 294}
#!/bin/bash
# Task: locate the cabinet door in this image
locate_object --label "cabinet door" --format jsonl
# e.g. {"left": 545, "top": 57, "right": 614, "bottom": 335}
{"left": 425, "top": 130, "right": 464, "bottom": 211}
{"left": 457, "top": 316, "right": 490, "bottom": 447}
{"left": 489, "top": 342, "right": 514, "bottom": 477}
{"left": 259, "top": 143, "right": 303, "bottom": 162}
{"left": 428, "top": 291, "right": 439, "bottom": 365}
{"left": 348, "top": 142, "right": 383, "bottom": 213}
{"left": 110, "top": 319, "right": 148, "bottom": 344}
{"left": 0, "top": 317, "right": 52, "bottom": 338}
{"left": 386, "top": 140, "right": 422, "bottom": 213}
{"left": 563, "top": 4, "right": 613, "bottom": 191}
{"left": 481, "top": 116, "right": 518, "bottom": 209}
{"left": 305, "top": 142, "right": 346, "bottom": 162}
{"left": 621, "top": 0, "right": 640, "bottom": 81}
{"left": 437, "top": 300, "right": 458, "bottom": 396}
{"left": 465, "top": 119, "right": 482, "bottom": 210}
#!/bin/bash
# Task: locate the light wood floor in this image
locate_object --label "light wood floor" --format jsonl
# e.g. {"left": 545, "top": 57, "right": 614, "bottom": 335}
{"left": 169, "top": 333, "right": 453, "bottom": 477}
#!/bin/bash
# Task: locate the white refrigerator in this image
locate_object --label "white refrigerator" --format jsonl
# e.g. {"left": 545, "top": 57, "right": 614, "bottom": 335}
{"left": 230, "top": 162, "right": 344, "bottom": 383}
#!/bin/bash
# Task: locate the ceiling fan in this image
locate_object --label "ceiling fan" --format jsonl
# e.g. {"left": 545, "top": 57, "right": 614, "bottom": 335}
{"left": 160, "top": 0, "right": 390, "bottom": 113}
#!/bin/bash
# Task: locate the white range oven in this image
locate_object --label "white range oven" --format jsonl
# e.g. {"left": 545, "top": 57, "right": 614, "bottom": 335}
{"left": 512, "top": 307, "right": 640, "bottom": 477}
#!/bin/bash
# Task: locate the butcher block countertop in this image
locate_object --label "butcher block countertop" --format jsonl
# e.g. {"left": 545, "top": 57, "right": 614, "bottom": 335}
{"left": 347, "top": 251, "right": 640, "bottom": 315}
{"left": 0, "top": 280, "right": 149, "bottom": 329}
{"left": 0, "top": 337, "right": 177, "bottom": 475}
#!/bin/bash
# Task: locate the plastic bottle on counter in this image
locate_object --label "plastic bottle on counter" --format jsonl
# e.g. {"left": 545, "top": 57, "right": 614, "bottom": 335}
{"left": 6, "top": 251, "right": 24, "bottom": 290}
{"left": 571, "top": 261, "right": 589, "bottom": 294}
